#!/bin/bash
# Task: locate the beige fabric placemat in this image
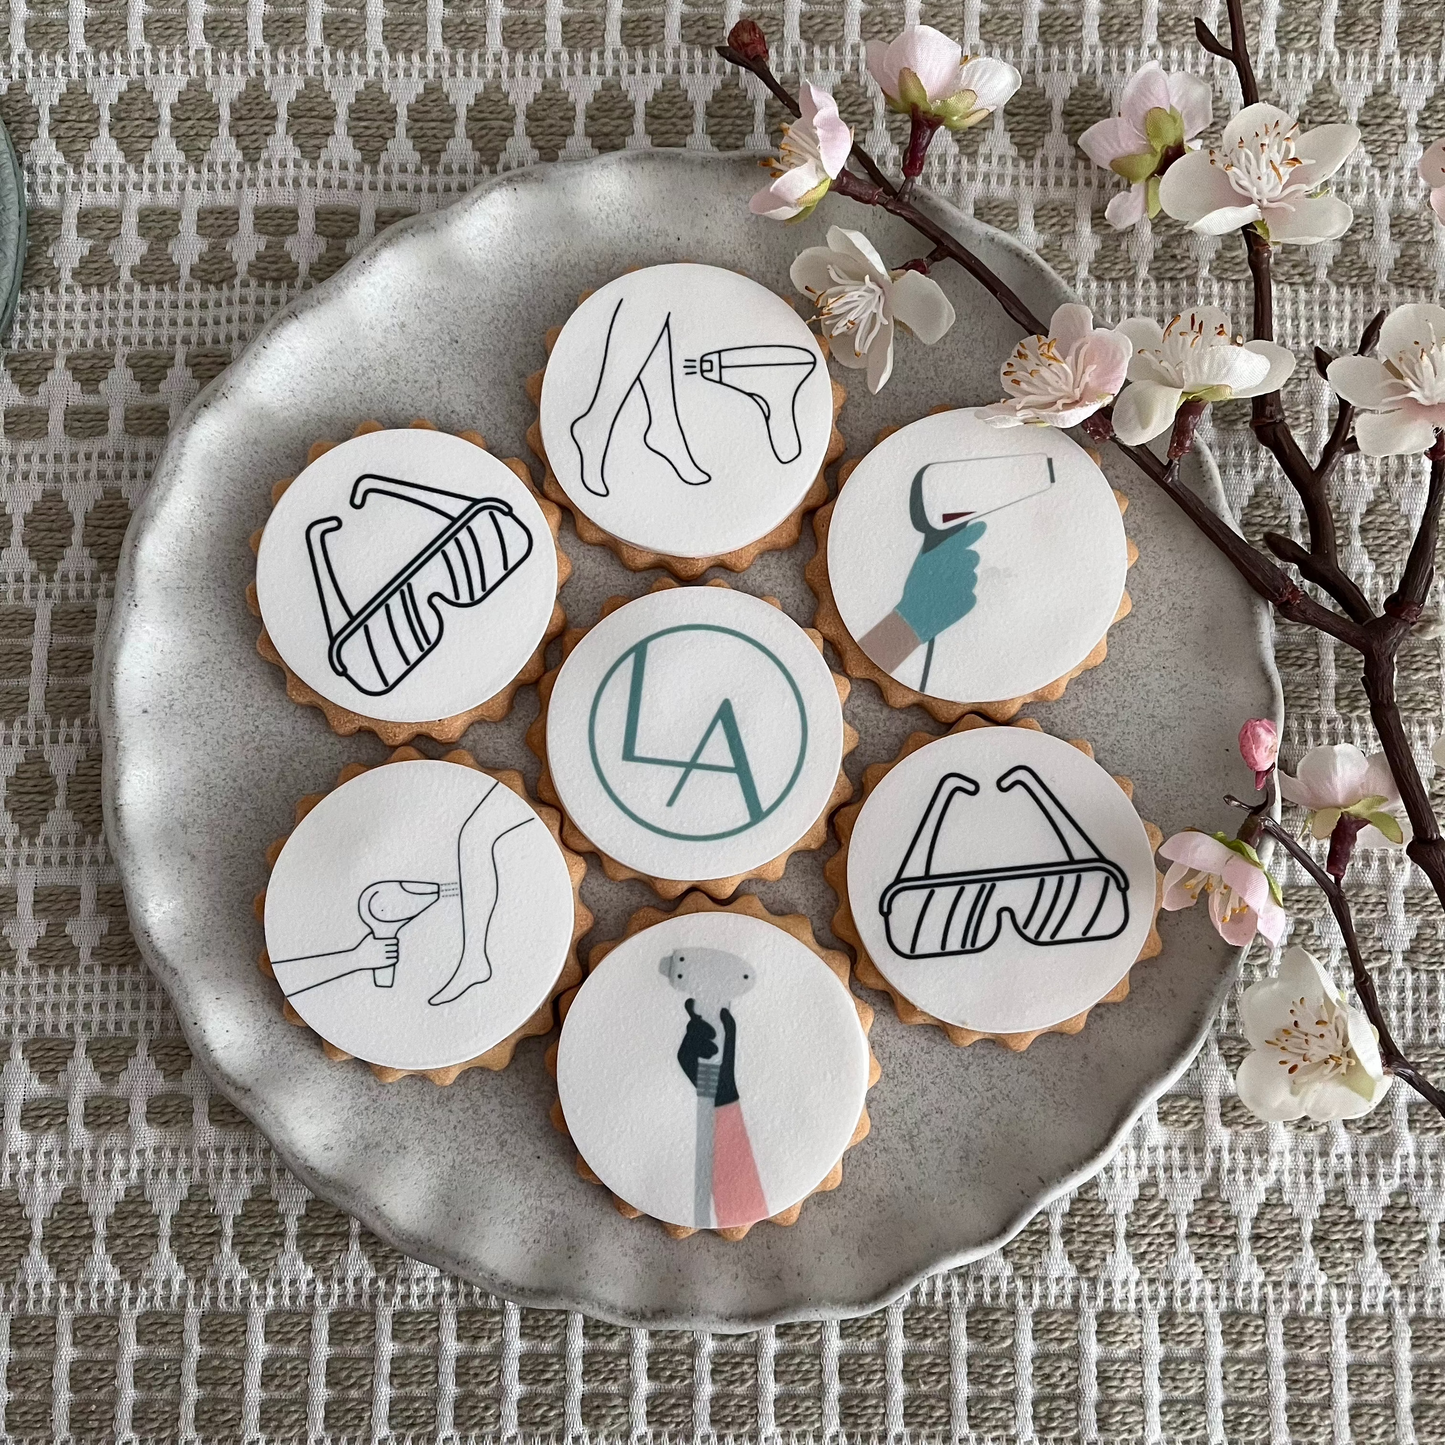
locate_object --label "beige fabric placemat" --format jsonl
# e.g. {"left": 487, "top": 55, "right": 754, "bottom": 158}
{"left": 1, "top": 0, "right": 1443, "bottom": 1438}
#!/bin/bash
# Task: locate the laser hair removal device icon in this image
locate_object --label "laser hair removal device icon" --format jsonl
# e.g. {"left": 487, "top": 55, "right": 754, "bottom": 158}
{"left": 358, "top": 879, "right": 459, "bottom": 986}
{"left": 684, "top": 345, "right": 818, "bottom": 465}
{"left": 660, "top": 947, "right": 758, "bottom": 1227}
{"left": 306, "top": 473, "right": 534, "bottom": 697}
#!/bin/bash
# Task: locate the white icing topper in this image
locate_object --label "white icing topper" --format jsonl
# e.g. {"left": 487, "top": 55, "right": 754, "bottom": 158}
{"left": 255, "top": 429, "right": 558, "bottom": 724}
{"left": 264, "top": 760, "right": 575, "bottom": 1071}
{"left": 827, "top": 409, "right": 1128, "bottom": 703}
{"left": 545, "top": 588, "right": 845, "bottom": 882}
{"left": 538, "top": 264, "right": 834, "bottom": 558}
{"left": 847, "top": 728, "right": 1156, "bottom": 1035}
{"left": 557, "top": 911, "right": 870, "bottom": 1231}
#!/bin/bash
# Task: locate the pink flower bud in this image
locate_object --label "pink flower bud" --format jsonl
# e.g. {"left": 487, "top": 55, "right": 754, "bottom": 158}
{"left": 1239, "top": 718, "right": 1279, "bottom": 790}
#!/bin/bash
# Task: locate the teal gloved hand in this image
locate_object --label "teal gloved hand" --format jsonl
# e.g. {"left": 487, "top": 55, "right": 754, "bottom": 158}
{"left": 894, "top": 520, "right": 985, "bottom": 644}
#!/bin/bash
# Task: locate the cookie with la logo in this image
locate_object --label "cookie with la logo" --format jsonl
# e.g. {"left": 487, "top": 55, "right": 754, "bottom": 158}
{"left": 529, "top": 581, "right": 855, "bottom": 897}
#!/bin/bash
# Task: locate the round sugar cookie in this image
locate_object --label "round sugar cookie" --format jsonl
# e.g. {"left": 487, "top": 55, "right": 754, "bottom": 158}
{"left": 845, "top": 727, "right": 1157, "bottom": 1037}
{"left": 556, "top": 908, "right": 872, "bottom": 1233}
{"left": 538, "top": 264, "right": 834, "bottom": 558}
{"left": 826, "top": 409, "right": 1128, "bottom": 704}
{"left": 544, "top": 587, "right": 846, "bottom": 883}
{"left": 255, "top": 428, "right": 559, "bottom": 726}
{"left": 264, "top": 757, "right": 577, "bottom": 1073}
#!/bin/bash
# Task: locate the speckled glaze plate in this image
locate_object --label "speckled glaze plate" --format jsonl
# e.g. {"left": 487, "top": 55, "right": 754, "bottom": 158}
{"left": 99, "top": 152, "right": 1279, "bottom": 1332}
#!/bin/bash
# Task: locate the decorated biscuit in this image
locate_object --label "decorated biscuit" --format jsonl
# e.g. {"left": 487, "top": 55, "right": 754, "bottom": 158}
{"left": 531, "top": 581, "right": 854, "bottom": 896}
{"left": 810, "top": 409, "right": 1134, "bottom": 721}
{"left": 251, "top": 423, "right": 567, "bottom": 744}
{"left": 552, "top": 894, "right": 878, "bottom": 1239}
{"left": 531, "top": 263, "right": 844, "bottom": 574}
{"left": 832, "top": 720, "right": 1162, "bottom": 1049}
{"left": 259, "top": 750, "right": 588, "bottom": 1083}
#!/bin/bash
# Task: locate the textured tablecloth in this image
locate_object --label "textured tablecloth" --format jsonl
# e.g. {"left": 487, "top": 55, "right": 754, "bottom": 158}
{"left": 3, "top": 0, "right": 1444, "bottom": 1438}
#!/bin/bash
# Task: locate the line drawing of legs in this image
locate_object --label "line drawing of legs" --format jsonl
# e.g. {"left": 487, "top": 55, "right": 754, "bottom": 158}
{"left": 428, "top": 780, "right": 538, "bottom": 1006}
{"left": 687, "top": 345, "right": 817, "bottom": 464}
{"left": 570, "top": 299, "right": 711, "bottom": 497}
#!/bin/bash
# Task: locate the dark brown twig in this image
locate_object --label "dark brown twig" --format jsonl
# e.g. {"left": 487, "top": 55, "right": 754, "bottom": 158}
{"left": 717, "top": 21, "right": 1445, "bottom": 1117}
{"left": 829, "top": 168, "right": 1044, "bottom": 335}
{"left": 1226, "top": 797, "right": 1445, "bottom": 1114}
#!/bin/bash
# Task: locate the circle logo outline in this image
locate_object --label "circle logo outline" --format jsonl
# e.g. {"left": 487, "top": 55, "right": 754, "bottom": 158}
{"left": 587, "top": 623, "right": 809, "bottom": 841}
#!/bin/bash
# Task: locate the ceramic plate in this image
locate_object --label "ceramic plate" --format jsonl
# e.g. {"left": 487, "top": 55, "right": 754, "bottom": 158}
{"left": 100, "top": 152, "right": 1279, "bottom": 1331}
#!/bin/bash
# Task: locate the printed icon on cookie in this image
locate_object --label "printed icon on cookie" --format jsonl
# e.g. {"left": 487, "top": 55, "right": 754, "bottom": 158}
{"left": 588, "top": 621, "right": 807, "bottom": 841}
{"left": 307, "top": 472, "right": 534, "bottom": 697}
{"left": 255, "top": 429, "right": 559, "bottom": 726}
{"left": 540, "top": 264, "right": 835, "bottom": 558}
{"left": 556, "top": 911, "right": 871, "bottom": 1233}
{"left": 846, "top": 727, "right": 1157, "bottom": 1038}
{"left": 270, "top": 779, "right": 531, "bottom": 1006}
{"left": 568, "top": 296, "right": 818, "bottom": 496}
{"left": 265, "top": 759, "right": 577, "bottom": 1073}
{"left": 545, "top": 587, "right": 845, "bottom": 883}
{"left": 859, "top": 454, "right": 1056, "bottom": 692}
{"left": 661, "top": 946, "right": 767, "bottom": 1229}
{"left": 826, "top": 410, "right": 1129, "bottom": 704}
{"left": 881, "top": 763, "right": 1130, "bottom": 960}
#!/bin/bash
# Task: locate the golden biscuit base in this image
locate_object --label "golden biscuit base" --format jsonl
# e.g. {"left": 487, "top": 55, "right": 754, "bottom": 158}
{"left": 246, "top": 418, "right": 570, "bottom": 747}
{"left": 807, "top": 418, "right": 1138, "bottom": 725}
{"left": 526, "top": 577, "right": 858, "bottom": 900}
{"left": 524, "top": 282, "right": 845, "bottom": 579}
{"left": 254, "top": 746, "right": 591, "bottom": 1085}
{"left": 828, "top": 714, "right": 1164, "bottom": 1051}
{"left": 545, "top": 890, "right": 882, "bottom": 1241}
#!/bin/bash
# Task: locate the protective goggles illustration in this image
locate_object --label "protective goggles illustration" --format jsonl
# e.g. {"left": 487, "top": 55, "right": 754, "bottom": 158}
{"left": 306, "top": 473, "right": 534, "bottom": 697}
{"left": 878, "top": 765, "right": 1131, "bottom": 960}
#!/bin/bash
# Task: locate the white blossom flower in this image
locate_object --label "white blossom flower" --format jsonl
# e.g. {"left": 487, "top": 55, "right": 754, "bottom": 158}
{"left": 790, "top": 227, "right": 955, "bottom": 392}
{"left": 1111, "top": 308, "right": 1297, "bottom": 445}
{"left": 1078, "top": 60, "right": 1213, "bottom": 230}
{"left": 1158, "top": 830, "right": 1287, "bottom": 948}
{"left": 1157, "top": 102, "right": 1359, "bottom": 244}
{"left": 1235, "top": 946, "right": 1392, "bottom": 1122}
{"left": 980, "top": 303, "right": 1133, "bottom": 428}
{"left": 750, "top": 82, "right": 854, "bottom": 221}
{"left": 1326, "top": 303, "right": 1445, "bottom": 457}
{"left": 1419, "top": 139, "right": 1445, "bottom": 222}
{"left": 1277, "top": 743, "right": 1409, "bottom": 848}
{"left": 866, "top": 26, "right": 1021, "bottom": 130}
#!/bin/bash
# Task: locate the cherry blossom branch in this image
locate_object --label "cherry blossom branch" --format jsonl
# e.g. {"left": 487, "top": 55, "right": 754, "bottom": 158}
{"left": 718, "top": 29, "right": 899, "bottom": 198}
{"left": 1227, "top": 795, "right": 1445, "bottom": 1114}
{"left": 1363, "top": 438, "right": 1445, "bottom": 899}
{"left": 1191, "top": 13, "right": 1445, "bottom": 948}
{"left": 715, "top": 21, "right": 1445, "bottom": 940}
{"left": 714, "top": 32, "right": 1367, "bottom": 646}
{"left": 1242, "top": 216, "right": 1379, "bottom": 624}
{"left": 1197, "top": 3, "right": 1382, "bottom": 630}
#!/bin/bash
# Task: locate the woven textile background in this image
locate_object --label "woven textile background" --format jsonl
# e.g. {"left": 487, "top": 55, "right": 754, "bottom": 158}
{"left": 4, "top": 0, "right": 1445, "bottom": 1437}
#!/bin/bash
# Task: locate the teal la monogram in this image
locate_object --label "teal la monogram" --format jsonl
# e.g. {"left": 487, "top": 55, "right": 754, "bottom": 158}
{"left": 588, "top": 623, "right": 809, "bottom": 841}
